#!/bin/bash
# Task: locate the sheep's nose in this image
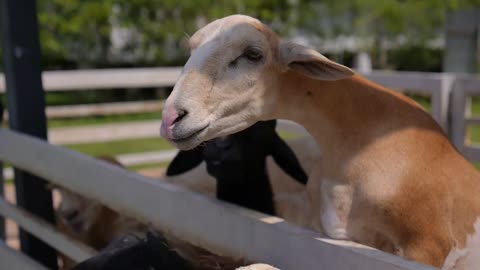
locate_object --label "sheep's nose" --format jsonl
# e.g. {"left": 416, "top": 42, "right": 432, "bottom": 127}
{"left": 160, "top": 106, "right": 188, "bottom": 138}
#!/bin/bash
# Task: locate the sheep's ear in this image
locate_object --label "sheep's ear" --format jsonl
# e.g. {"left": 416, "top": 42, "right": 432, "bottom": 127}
{"left": 270, "top": 134, "right": 308, "bottom": 185}
{"left": 279, "top": 42, "right": 354, "bottom": 81}
{"left": 166, "top": 148, "right": 203, "bottom": 176}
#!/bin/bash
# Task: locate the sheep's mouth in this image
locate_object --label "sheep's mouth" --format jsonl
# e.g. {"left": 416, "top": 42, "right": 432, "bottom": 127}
{"left": 170, "top": 124, "right": 209, "bottom": 149}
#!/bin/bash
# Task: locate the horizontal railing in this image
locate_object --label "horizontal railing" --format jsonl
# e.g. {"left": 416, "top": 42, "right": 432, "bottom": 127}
{"left": 0, "top": 241, "right": 49, "bottom": 270}
{"left": 0, "top": 67, "right": 181, "bottom": 92}
{"left": 451, "top": 75, "right": 480, "bottom": 161}
{"left": 0, "top": 128, "right": 435, "bottom": 270}
{"left": 0, "top": 68, "right": 454, "bottom": 132}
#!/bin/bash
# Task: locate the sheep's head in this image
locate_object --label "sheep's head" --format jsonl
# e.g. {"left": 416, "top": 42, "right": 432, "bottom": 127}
{"left": 166, "top": 120, "right": 308, "bottom": 185}
{"left": 161, "top": 14, "right": 353, "bottom": 150}
{"left": 56, "top": 188, "right": 102, "bottom": 235}
{"left": 55, "top": 156, "right": 125, "bottom": 237}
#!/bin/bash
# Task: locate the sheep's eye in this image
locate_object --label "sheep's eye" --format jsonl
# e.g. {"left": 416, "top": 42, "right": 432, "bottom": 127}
{"left": 242, "top": 48, "right": 263, "bottom": 62}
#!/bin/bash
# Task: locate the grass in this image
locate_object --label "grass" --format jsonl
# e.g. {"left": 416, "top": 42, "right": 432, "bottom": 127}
{"left": 407, "top": 94, "right": 431, "bottom": 112}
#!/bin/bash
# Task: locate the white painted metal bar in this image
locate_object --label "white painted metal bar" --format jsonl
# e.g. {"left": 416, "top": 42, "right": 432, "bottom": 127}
{"left": 464, "top": 145, "right": 480, "bottom": 161}
{"left": 0, "top": 128, "right": 435, "bottom": 270}
{"left": 363, "top": 71, "right": 443, "bottom": 91}
{"left": 0, "top": 67, "right": 182, "bottom": 92}
{"left": 116, "top": 150, "right": 178, "bottom": 166}
{"left": 0, "top": 68, "right": 452, "bottom": 133}
{"left": 3, "top": 101, "right": 164, "bottom": 120}
{"left": 46, "top": 119, "right": 306, "bottom": 145}
{"left": 0, "top": 196, "right": 97, "bottom": 262}
{"left": 46, "top": 100, "right": 163, "bottom": 119}
{"left": 451, "top": 80, "right": 468, "bottom": 155}
{"left": 453, "top": 76, "right": 480, "bottom": 93}
{"left": 0, "top": 241, "right": 49, "bottom": 270}
{"left": 450, "top": 77, "right": 480, "bottom": 161}
{"left": 465, "top": 118, "right": 480, "bottom": 125}
{"left": 49, "top": 120, "right": 161, "bottom": 144}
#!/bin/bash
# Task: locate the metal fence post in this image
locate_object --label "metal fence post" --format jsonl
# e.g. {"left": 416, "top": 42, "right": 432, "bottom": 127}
{"left": 0, "top": 100, "right": 4, "bottom": 241}
{"left": 0, "top": 0, "right": 57, "bottom": 268}
{"left": 450, "top": 80, "right": 468, "bottom": 155}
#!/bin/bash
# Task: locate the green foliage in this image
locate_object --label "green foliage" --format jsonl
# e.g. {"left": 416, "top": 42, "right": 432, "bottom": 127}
{"left": 323, "top": 0, "right": 480, "bottom": 40}
{"left": 111, "top": 0, "right": 316, "bottom": 65}
{"left": 388, "top": 45, "right": 443, "bottom": 72}
{"left": 33, "top": 0, "right": 480, "bottom": 69}
{"left": 38, "top": 0, "right": 113, "bottom": 67}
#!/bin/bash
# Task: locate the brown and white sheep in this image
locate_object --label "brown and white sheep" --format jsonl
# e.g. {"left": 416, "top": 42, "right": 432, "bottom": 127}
{"left": 159, "top": 14, "right": 480, "bottom": 268}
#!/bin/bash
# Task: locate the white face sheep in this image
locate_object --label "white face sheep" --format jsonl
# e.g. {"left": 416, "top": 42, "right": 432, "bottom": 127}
{"left": 166, "top": 119, "right": 308, "bottom": 216}
{"left": 160, "top": 14, "right": 480, "bottom": 267}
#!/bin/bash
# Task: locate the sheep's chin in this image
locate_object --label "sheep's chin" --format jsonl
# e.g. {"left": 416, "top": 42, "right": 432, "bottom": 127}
{"left": 169, "top": 117, "right": 255, "bottom": 150}
{"left": 169, "top": 129, "right": 207, "bottom": 150}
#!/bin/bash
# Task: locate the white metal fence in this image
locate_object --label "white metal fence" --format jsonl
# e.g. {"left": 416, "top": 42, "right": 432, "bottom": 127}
{"left": 1, "top": 67, "right": 480, "bottom": 269}
{"left": 451, "top": 75, "right": 480, "bottom": 161}
{"left": 0, "top": 128, "right": 435, "bottom": 270}
{"left": 0, "top": 68, "right": 459, "bottom": 144}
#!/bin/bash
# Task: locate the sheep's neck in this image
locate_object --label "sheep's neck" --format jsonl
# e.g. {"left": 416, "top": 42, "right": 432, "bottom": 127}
{"left": 215, "top": 170, "right": 275, "bottom": 215}
{"left": 272, "top": 71, "right": 445, "bottom": 162}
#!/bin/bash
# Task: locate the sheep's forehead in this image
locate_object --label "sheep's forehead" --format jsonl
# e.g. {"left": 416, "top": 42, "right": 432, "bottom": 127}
{"left": 185, "top": 16, "right": 275, "bottom": 72}
{"left": 189, "top": 15, "right": 266, "bottom": 50}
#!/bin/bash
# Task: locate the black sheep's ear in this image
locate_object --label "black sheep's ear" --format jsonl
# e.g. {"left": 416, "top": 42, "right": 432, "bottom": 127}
{"left": 0, "top": 101, "right": 4, "bottom": 123}
{"left": 166, "top": 148, "right": 204, "bottom": 176}
{"left": 270, "top": 134, "right": 308, "bottom": 185}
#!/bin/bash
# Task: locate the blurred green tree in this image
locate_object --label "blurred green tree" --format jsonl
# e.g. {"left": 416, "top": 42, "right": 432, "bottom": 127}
{"left": 321, "top": 0, "right": 480, "bottom": 68}
{"left": 111, "top": 0, "right": 316, "bottom": 65}
{"left": 35, "top": 0, "right": 480, "bottom": 69}
{"left": 38, "top": 0, "right": 113, "bottom": 68}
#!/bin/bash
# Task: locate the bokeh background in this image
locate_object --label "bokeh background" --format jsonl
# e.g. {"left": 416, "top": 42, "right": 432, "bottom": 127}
{"left": 2, "top": 0, "right": 480, "bottom": 174}
{"left": 2, "top": 0, "right": 480, "bottom": 265}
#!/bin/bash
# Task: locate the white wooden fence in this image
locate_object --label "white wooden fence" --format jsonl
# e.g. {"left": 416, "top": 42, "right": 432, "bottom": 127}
{"left": 0, "top": 68, "right": 455, "bottom": 151}
{"left": 1, "top": 67, "right": 480, "bottom": 269}
{"left": 0, "top": 128, "right": 435, "bottom": 270}
{"left": 451, "top": 75, "right": 480, "bottom": 161}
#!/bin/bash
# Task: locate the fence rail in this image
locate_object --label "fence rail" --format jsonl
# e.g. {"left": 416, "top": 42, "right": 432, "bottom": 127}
{"left": 0, "top": 241, "right": 49, "bottom": 270}
{"left": 3, "top": 67, "right": 480, "bottom": 269}
{"left": 451, "top": 76, "right": 480, "bottom": 161}
{"left": 0, "top": 68, "right": 455, "bottom": 132}
{"left": 0, "top": 68, "right": 458, "bottom": 147}
{"left": 0, "top": 128, "right": 435, "bottom": 270}
{"left": 0, "top": 67, "right": 181, "bottom": 92}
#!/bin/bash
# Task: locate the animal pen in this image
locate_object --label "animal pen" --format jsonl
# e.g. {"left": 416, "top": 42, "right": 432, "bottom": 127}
{"left": 2, "top": 2, "right": 480, "bottom": 270}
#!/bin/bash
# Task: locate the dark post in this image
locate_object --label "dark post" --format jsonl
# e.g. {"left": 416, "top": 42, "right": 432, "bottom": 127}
{"left": 0, "top": 0, "right": 58, "bottom": 268}
{"left": 0, "top": 100, "right": 4, "bottom": 241}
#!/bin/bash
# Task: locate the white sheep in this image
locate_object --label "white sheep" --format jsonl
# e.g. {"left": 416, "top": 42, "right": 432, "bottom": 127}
{"left": 160, "top": 14, "right": 480, "bottom": 268}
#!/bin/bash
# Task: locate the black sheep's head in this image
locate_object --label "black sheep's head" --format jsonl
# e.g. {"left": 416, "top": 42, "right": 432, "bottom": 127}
{"left": 166, "top": 120, "right": 308, "bottom": 185}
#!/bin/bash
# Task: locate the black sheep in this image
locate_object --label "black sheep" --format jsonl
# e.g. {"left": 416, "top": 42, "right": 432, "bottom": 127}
{"left": 166, "top": 120, "right": 307, "bottom": 215}
{"left": 72, "top": 232, "right": 193, "bottom": 270}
